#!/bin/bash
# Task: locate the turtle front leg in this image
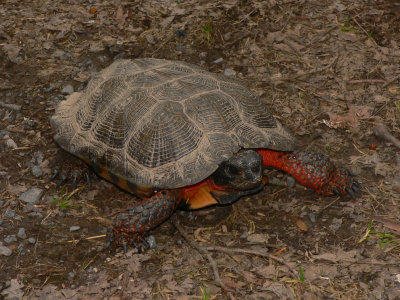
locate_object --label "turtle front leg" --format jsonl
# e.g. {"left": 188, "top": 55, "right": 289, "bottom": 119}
{"left": 112, "top": 190, "right": 182, "bottom": 248}
{"left": 257, "top": 149, "right": 360, "bottom": 197}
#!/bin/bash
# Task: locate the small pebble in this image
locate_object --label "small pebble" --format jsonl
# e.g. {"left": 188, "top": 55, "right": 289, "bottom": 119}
{"left": 329, "top": 218, "right": 343, "bottom": 232}
{"left": 68, "top": 272, "right": 75, "bottom": 280}
{"left": 308, "top": 212, "right": 316, "bottom": 224}
{"left": 286, "top": 176, "right": 296, "bottom": 187}
{"left": 34, "top": 151, "right": 44, "bottom": 164}
{"left": 4, "top": 235, "right": 17, "bottom": 244}
{"left": 17, "top": 228, "right": 27, "bottom": 239}
{"left": 4, "top": 209, "right": 15, "bottom": 219}
{"left": 5, "top": 138, "right": 18, "bottom": 149}
{"left": 28, "top": 237, "right": 36, "bottom": 244}
{"left": 19, "top": 187, "right": 44, "bottom": 204}
{"left": 23, "top": 203, "right": 35, "bottom": 213}
{"left": 223, "top": 68, "right": 236, "bottom": 77}
{"left": 31, "top": 165, "right": 43, "bottom": 178}
{"left": 62, "top": 84, "right": 74, "bottom": 95}
{"left": 146, "top": 235, "right": 157, "bottom": 249}
{"left": 213, "top": 57, "right": 223, "bottom": 64}
{"left": 70, "top": 226, "right": 81, "bottom": 232}
{"left": 0, "top": 245, "right": 12, "bottom": 256}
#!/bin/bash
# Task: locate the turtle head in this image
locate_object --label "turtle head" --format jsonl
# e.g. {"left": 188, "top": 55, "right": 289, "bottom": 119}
{"left": 211, "top": 149, "right": 263, "bottom": 191}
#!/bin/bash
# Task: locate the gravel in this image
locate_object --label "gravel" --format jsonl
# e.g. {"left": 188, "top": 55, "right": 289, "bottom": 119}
{"left": 4, "top": 235, "right": 17, "bottom": 244}
{"left": 17, "top": 228, "right": 27, "bottom": 239}
{"left": 19, "top": 188, "right": 44, "bottom": 204}
{"left": 69, "top": 226, "right": 81, "bottom": 232}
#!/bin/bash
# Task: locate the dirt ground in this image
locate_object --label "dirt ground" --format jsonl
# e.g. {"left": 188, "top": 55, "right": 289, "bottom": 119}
{"left": 1, "top": 0, "right": 400, "bottom": 299}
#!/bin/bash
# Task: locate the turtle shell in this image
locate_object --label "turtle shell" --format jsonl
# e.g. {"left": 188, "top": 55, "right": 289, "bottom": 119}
{"left": 50, "top": 58, "right": 296, "bottom": 190}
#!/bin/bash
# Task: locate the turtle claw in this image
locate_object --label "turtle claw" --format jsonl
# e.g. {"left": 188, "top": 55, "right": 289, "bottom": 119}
{"left": 122, "top": 243, "right": 128, "bottom": 253}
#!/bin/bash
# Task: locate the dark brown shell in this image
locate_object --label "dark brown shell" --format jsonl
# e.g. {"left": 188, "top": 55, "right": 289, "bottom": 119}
{"left": 50, "top": 58, "right": 296, "bottom": 189}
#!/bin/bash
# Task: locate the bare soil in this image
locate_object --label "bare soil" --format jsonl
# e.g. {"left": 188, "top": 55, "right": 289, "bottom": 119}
{"left": 1, "top": 0, "right": 400, "bottom": 299}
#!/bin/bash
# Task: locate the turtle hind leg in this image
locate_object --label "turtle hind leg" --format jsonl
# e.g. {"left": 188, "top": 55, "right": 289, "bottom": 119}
{"left": 257, "top": 149, "right": 360, "bottom": 197}
{"left": 112, "top": 190, "right": 182, "bottom": 248}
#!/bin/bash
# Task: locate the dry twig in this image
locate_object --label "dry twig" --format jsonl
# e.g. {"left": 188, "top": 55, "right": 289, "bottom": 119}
{"left": 171, "top": 217, "right": 234, "bottom": 296}
{"left": 205, "top": 246, "right": 298, "bottom": 277}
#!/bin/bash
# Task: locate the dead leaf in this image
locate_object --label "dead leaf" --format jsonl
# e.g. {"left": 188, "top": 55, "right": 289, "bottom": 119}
{"left": 89, "top": 7, "right": 97, "bottom": 14}
{"left": 324, "top": 105, "right": 373, "bottom": 131}
{"left": 312, "top": 249, "right": 357, "bottom": 263}
{"left": 374, "top": 217, "right": 400, "bottom": 236}
{"left": 3, "top": 43, "right": 22, "bottom": 63}
{"left": 240, "top": 270, "right": 259, "bottom": 284}
{"left": 6, "top": 183, "right": 26, "bottom": 195}
{"left": 160, "top": 16, "right": 174, "bottom": 28}
{"left": 296, "top": 218, "right": 309, "bottom": 232}
{"left": 89, "top": 41, "right": 105, "bottom": 53}
{"left": 115, "top": 5, "right": 128, "bottom": 28}
{"left": 246, "top": 233, "right": 269, "bottom": 244}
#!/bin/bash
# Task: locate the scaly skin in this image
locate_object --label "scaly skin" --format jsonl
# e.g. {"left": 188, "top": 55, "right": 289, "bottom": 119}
{"left": 112, "top": 190, "right": 182, "bottom": 246}
{"left": 111, "top": 149, "right": 360, "bottom": 248}
{"left": 257, "top": 149, "right": 360, "bottom": 196}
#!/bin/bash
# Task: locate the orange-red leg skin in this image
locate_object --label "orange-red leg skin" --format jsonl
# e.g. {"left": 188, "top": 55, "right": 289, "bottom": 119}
{"left": 256, "top": 149, "right": 350, "bottom": 196}
{"left": 181, "top": 179, "right": 219, "bottom": 209}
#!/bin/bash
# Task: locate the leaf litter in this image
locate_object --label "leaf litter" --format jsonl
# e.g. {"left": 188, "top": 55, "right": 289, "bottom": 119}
{"left": 1, "top": 0, "right": 400, "bottom": 299}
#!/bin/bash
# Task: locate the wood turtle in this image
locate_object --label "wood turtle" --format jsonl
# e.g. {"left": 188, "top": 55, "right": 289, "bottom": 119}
{"left": 50, "top": 58, "right": 360, "bottom": 247}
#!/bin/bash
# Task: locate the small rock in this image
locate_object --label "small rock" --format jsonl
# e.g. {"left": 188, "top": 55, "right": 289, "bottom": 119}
{"left": 0, "top": 245, "right": 12, "bottom": 256}
{"left": 19, "top": 187, "right": 44, "bottom": 204}
{"left": 286, "top": 176, "right": 296, "bottom": 188}
{"left": 213, "top": 57, "right": 224, "bottom": 64}
{"left": 308, "top": 212, "right": 316, "bottom": 224}
{"left": 199, "top": 52, "right": 207, "bottom": 58}
{"left": 17, "top": 228, "right": 27, "bottom": 239}
{"left": 4, "top": 235, "right": 17, "bottom": 244}
{"left": 1, "top": 279, "right": 24, "bottom": 299}
{"left": 146, "top": 235, "right": 157, "bottom": 249}
{"left": 23, "top": 203, "right": 35, "bottom": 213}
{"left": 70, "top": 226, "right": 81, "bottom": 232}
{"left": 68, "top": 272, "right": 75, "bottom": 280}
{"left": 34, "top": 151, "right": 44, "bottom": 164}
{"left": 240, "top": 230, "right": 248, "bottom": 239}
{"left": 223, "top": 68, "right": 236, "bottom": 77}
{"left": 62, "top": 84, "right": 74, "bottom": 95}
{"left": 31, "top": 165, "right": 43, "bottom": 178}
{"left": 329, "top": 218, "right": 343, "bottom": 232}
{"left": 4, "top": 209, "right": 16, "bottom": 219}
{"left": 5, "top": 138, "right": 18, "bottom": 149}
{"left": 28, "top": 237, "right": 36, "bottom": 244}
